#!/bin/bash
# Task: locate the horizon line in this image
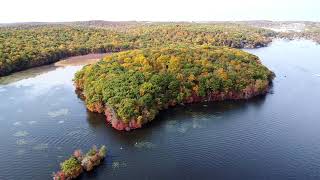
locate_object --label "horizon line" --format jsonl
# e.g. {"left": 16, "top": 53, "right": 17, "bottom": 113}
{"left": 1, "top": 19, "right": 319, "bottom": 25}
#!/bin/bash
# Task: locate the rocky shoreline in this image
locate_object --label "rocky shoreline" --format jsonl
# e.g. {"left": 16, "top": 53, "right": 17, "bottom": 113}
{"left": 75, "top": 82, "right": 272, "bottom": 131}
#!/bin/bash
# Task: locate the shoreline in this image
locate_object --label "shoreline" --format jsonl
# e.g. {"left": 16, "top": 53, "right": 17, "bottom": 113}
{"left": 0, "top": 53, "right": 108, "bottom": 85}
{"left": 54, "top": 53, "right": 108, "bottom": 67}
{"left": 2, "top": 35, "right": 313, "bottom": 79}
{"left": 75, "top": 82, "right": 273, "bottom": 131}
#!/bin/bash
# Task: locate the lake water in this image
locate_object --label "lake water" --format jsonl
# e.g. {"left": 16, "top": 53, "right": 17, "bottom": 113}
{"left": 0, "top": 39, "right": 320, "bottom": 180}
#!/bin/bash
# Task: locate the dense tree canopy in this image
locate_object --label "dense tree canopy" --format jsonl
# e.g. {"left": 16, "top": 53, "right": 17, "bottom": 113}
{"left": 0, "top": 23, "right": 275, "bottom": 76}
{"left": 126, "top": 24, "right": 275, "bottom": 48}
{"left": 74, "top": 46, "right": 274, "bottom": 129}
{"left": 0, "top": 26, "right": 133, "bottom": 76}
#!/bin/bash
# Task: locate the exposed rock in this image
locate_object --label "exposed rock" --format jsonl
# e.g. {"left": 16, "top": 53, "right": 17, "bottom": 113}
{"left": 93, "top": 84, "right": 271, "bottom": 131}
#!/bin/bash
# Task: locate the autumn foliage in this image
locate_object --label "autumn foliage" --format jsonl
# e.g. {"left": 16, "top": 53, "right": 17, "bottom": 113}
{"left": 53, "top": 145, "right": 107, "bottom": 180}
{"left": 74, "top": 46, "right": 274, "bottom": 130}
{"left": 0, "top": 23, "right": 274, "bottom": 76}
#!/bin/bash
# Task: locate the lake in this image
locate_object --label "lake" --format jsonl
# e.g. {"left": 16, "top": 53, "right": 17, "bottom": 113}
{"left": 0, "top": 39, "right": 319, "bottom": 180}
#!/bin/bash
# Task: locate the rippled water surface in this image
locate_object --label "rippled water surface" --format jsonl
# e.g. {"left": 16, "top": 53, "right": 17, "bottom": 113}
{"left": 0, "top": 40, "right": 320, "bottom": 180}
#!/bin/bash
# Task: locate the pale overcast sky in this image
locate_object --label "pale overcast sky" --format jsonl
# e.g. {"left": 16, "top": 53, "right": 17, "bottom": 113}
{"left": 1, "top": 0, "right": 319, "bottom": 23}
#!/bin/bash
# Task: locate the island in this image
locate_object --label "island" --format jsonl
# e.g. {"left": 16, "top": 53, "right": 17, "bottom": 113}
{"left": 53, "top": 145, "right": 107, "bottom": 180}
{"left": 74, "top": 46, "right": 274, "bottom": 131}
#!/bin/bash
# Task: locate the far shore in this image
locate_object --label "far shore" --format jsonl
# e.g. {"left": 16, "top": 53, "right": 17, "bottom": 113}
{"left": 0, "top": 53, "right": 108, "bottom": 85}
{"left": 54, "top": 53, "right": 108, "bottom": 67}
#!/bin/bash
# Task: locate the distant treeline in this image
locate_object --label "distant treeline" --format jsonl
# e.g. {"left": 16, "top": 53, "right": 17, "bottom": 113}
{"left": 278, "top": 30, "right": 320, "bottom": 44}
{"left": 0, "top": 23, "right": 275, "bottom": 76}
{"left": 241, "top": 21, "right": 320, "bottom": 44}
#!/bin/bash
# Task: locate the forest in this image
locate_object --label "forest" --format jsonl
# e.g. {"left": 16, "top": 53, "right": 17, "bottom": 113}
{"left": 0, "top": 26, "right": 133, "bottom": 76}
{"left": 74, "top": 46, "right": 274, "bottom": 131}
{"left": 0, "top": 22, "right": 275, "bottom": 76}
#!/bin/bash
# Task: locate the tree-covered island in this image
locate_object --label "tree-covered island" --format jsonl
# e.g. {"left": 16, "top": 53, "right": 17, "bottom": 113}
{"left": 74, "top": 46, "right": 274, "bottom": 131}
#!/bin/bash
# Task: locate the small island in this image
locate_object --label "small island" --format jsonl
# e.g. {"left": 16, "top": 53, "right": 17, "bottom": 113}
{"left": 53, "top": 145, "right": 107, "bottom": 180}
{"left": 74, "top": 46, "right": 274, "bottom": 131}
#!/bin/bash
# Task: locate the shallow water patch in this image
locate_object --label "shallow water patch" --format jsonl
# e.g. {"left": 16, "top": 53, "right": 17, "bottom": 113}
{"left": 177, "top": 125, "right": 189, "bottom": 133}
{"left": 16, "top": 139, "right": 28, "bottom": 145}
{"left": 191, "top": 120, "right": 203, "bottom": 129}
{"left": 33, "top": 143, "right": 49, "bottom": 151}
{"left": 16, "top": 149, "right": 26, "bottom": 155}
{"left": 13, "top": 121, "right": 22, "bottom": 126}
{"left": 0, "top": 87, "right": 6, "bottom": 92}
{"left": 48, "top": 108, "right": 69, "bottom": 118}
{"left": 165, "top": 120, "right": 178, "bottom": 129}
{"left": 13, "top": 131, "right": 29, "bottom": 137}
{"left": 134, "top": 141, "right": 156, "bottom": 149}
{"left": 112, "top": 161, "right": 128, "bottom": 169}
{"left": 28, "top": 121, "right": 37, "bottom": 125}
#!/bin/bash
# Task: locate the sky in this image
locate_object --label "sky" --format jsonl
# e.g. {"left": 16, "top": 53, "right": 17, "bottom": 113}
{"left": 0, "top": 0, "right": 319, "bottom": 23}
